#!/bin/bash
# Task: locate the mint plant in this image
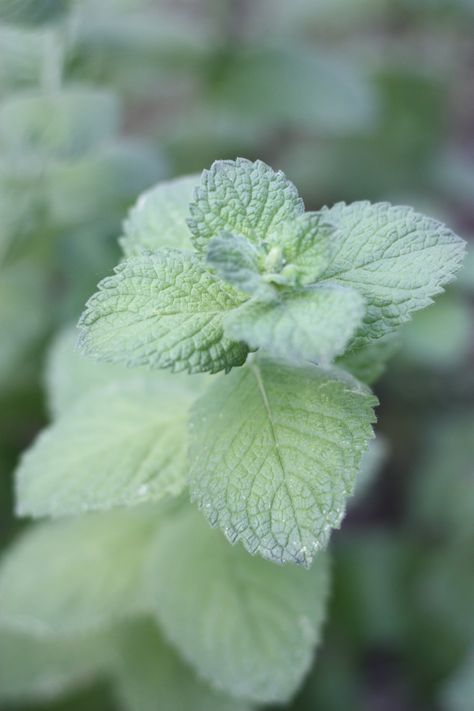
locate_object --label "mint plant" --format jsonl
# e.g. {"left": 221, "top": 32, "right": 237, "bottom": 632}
{"left": 73, "top": 157, "right": 463, "bottom": 566}
{"left": 3, "top": 157, "right": 465, "bottom": 708}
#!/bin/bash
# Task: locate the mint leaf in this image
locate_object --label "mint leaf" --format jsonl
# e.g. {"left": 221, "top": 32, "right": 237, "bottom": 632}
{"left": 45, "top": 325, "right": 133, "bottom": 418}
{"left": 112, "top": 621, "right": 253, "bottom": 711}
{"left": 188, "top": 158, "right": 304, "bottom": 253}
{"left": 0, "top": 508, "right": 157, "bottom": 636}
{"left": 271, "top": 211, "right": 333, "bottom": 285}
{"left": 78, "top": 250, "right": 248, "bottom": 374}
{"left": 321, "top": 202, "right": 466, "bottom": 346}
{"left": 224, "top": 285, "right": 365, "bottom": 364}
{"left": 145, "top": 505, "right": 330, "bottom": 703}
{"left": 206, "top": 231, "right": 261, "bottom": 293}
{"left": 0, "top": 628, "right": 113, "bottom": 703}
{"left": 16, "top": 376, "right": 200, "bottom": 517}
{"left": 120, "top": 175, "right": 198, "bottom": 257}
{"left": 189, "top": 357, "right": 377, "bottom": 566}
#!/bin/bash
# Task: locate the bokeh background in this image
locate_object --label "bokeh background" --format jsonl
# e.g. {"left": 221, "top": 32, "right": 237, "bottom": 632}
{"left": 0, "top": 1, "right": 473, "bottom": 710}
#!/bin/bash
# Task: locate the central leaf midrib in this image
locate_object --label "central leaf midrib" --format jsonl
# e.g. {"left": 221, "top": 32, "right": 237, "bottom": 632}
{"left": 249, "top": 361, "right": 304, "bottom": 552}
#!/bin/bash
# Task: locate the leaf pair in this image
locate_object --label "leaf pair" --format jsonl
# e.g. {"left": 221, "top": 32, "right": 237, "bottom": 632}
{"left": 17, "top": 327, "right": 377, "bottom": 567}
{"left": 0, "top": 502, "right": 329, "bottom": 705}
{"left": 78, "top": 159, "right": 364, "bottom": 373}
{"left": 79, "top": 158, "right": 465, "bottom": 376}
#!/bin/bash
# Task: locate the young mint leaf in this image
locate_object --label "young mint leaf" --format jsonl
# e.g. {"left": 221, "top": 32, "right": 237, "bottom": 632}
{"left": 224, "top": 285, "right": 365, "bottom": 365}
{"left": 320, "top": 201, "right": 466, "bottom": 346}
{"left": 120, "top": 175, "right": 198, "bottom": 257}
{"left": 189, "top": 357, "right": 377, "bottom": 566}
{"left": 206, "top": 231, "right": 261, "bottom": 293}
{"left": 16, "top": 376, "right": 201, "bottom": 517}
{"left": 78, "top": 250, "right": 248, "bottom": 374}
{"left": 112, "top": 621, "right": 253, "bottom": 711}
{"left": 271, "top": 211, "right": 333, "bottom": 285}
{"left": 188, "top": 158, "right": 304, "bottom": 253}
{"left": 145, "top": 505, "right": 330, "bottom": 704}
{"left": 0, "top": 628, "right": 113, "bottom": 703}
{"left": 0, "top": 508, "right": 157, "bottom": 636}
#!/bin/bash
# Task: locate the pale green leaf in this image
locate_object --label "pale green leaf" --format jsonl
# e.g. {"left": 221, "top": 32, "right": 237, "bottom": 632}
{"left": 45, "top": 325, "right": 134, "bottom": 418}
{"left": 44, "top": 324, "right": 207, "bottom": 419}
{"left": 188, "top": 158, "right": 304, "bottom": 253}
{"left": 189, "top": 357, "right": 377, "bottom": 566}
{"left": 206, "top": 231, "right": 261, "bottom": 293}
{"left": 120, "top": 175, "right": 198, "bottom": 257}
{"left": 320, "top": 202, "right": 466, "bottom": 347}
{"left": 78, "top": 250, "right": 248, "bottom": 374}
{"left": 0, "top": 508, "right": 157, "bottom": 636}
{"left": 17, "top": 375, "right": 200, "bottom": 517}
{"left": 145, "top": 505, "right": 330, "bottom": 703}
{"left": 224, "top": 285, "right": 365, "bottom": 364}
{"left": 0, "top": 628, "right": 112, "bottom": 702}
{"left": 271, "top": 211, "right": 333, "bottom": 285}
{"left": 112, "top": 621, "right": 253, "bottom": 711}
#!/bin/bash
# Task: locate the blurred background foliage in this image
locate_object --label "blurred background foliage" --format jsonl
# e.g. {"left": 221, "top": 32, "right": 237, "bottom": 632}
{"left": 0, "top": 0, "right": 473, "bottom": 710}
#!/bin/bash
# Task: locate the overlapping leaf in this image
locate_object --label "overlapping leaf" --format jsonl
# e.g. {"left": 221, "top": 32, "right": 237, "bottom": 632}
{"left": 145, "top": 505, "right": 330, "bottom": 703}
{"left": 189, "top": 356, "right": 377, "bottom": 566}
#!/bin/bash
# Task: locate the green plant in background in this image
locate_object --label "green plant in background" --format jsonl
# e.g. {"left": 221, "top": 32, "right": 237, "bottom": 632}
{"left": 0, "top": 157, "right": 465, "bottom": 710}
{"left": 1, "top": 1, "right": 473, "bottom": 710}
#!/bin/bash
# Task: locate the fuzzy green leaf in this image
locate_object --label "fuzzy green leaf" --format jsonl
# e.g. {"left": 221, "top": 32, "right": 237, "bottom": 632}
{"left": 0, "top": 628, "right": 113, "bottom": 703}
{"left": 188, "top": 158, "right": 304, "bottom": 253}
{"left": 271, "top": 211, "right": 333, "bottom": 285}
{"left": 17, "top": 376, "right": 200, "bottom": 517}
{"left": 112, "top": 621, "right": 253, "bottom": 711}
{"left": 206, "top": 231, "right": 261, "bottom": 293}
{"left": 320, "top": 202, "right": 465, "bottom": 346}
{"left": 120, "top": 175, "right": 198, "bottom": 257}
{"left": 0, "top": 509, "right": 157, "bottom": 636}
{"left": 224, "top": 285, "right": 365, "bottom": 364}
{"left": 145, "top": 505, "right": 330, "bottom": 704}
{"left": 78, "top": 250, "right": 248, "bottom": 374}
{"left": 189, "top": 357, "right": 377, "bottom": 566}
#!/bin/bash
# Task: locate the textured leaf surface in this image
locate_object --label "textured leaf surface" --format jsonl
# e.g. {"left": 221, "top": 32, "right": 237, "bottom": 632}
{"left": 112, "top": 621, "right": 253, "bottom": 711}
{"left": 0, "top": 629, "right": 112, "bottom": 702}
{"left": 271, "top": 211, "right": 333, "bottom": 285}
{"left": 0, "top": 509, "right": 156, "bottom": 636}
{"left": 78, "top": 250, "right": 248, "bottom": 374}
{"left": 321, "top": 202, "right": 465, "bottom": 346}
{"left": 145, "top": 505, "right": 330, "bottom": 703}
{"left": 224, "top": 285, "right": 365, "bottom": 364}
{"left": 120, "top": 175, "right": 198, "bottom": 257}
{"left": 17, "top": 376, "right": 200, "bottom": 517}
{"left": 188, "top": 158, "right": 304, "bottom": 253}
{"left": 189, "top": 357, "right": 377, "bottom": 566}
{"left": 206, "top": 231, "right": 261, "bottom": 293}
